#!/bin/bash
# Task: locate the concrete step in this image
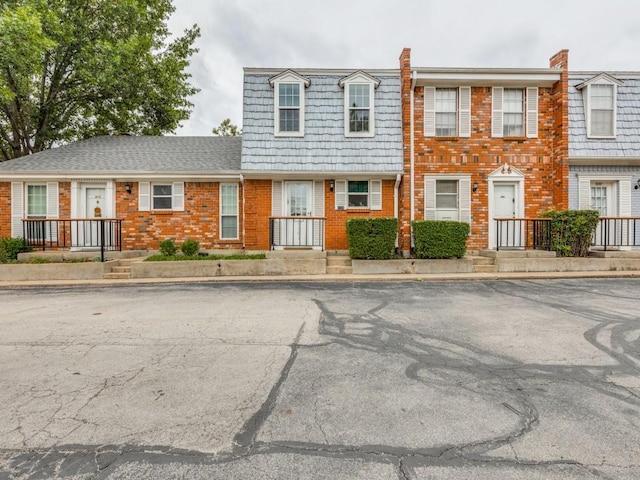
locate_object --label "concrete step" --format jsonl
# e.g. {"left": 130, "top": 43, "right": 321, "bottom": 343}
{"left": 474, "top": 264, "right": 499, "bottom": 273}
{"left": 326, "top": 265, "right": 353, "bottom": 275}
{"left": 327, "top": 256, "right": 352, "bottom": 267}
{"left": 110, "top": 266, "right": 132, "bottom": 274}
{"left": 103, "top": 272, "right": 131, "bottom": 280}
{"left": 469, "top": 256, "right": 494, "bottom": 266}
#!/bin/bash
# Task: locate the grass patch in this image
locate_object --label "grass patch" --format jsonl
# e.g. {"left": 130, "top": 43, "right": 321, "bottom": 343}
{"left": 145, "top": 253, "right": 266, "bottom": 262}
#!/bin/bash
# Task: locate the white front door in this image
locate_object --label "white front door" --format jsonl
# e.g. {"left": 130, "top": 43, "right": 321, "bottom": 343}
{"left": 591, "top": 181, "right": 617, "bottom": 247}
{"left": 79, "top": 185, "right": 107, "bottom": 248}
{"left": 493, "top": 183, "right": 519, "bottom": 248}
{"left": 285, "top": 181, "right": 313, "bottom": 246}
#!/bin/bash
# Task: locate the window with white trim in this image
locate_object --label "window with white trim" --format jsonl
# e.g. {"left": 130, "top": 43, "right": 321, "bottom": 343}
{"left": 334, "top": 180, "right": 382, "bottom": 210}
{"left": 269, "top": 71, "right": 309, "bottom": 137}
{"left": 220, "top": 183, "right": 238, "bottom": 239}
{"left": 138, "top": 182, "right": 184, "bottom": 212}
{"left": 424, "top": 176, "right": 471, "bottom": 223}
{"left": 503, "top": 88, "right": 524, "bottom": 137}
{"left": 339, "top": 72, "right": 380, "bottom": 137}
{"left": 589, "top": 84, "right": 614, "bottom": 137}
{"left": 492, "top": 87, "right": 538, "bottom": 138}
{"left": 425, "top": 87, "right": 471, "bottom": 138}
{"left": 27, "top": 185, "right": 47, "bottom": 218}
{"left": 152, "top": 184, "right": 173, "bottom": 210}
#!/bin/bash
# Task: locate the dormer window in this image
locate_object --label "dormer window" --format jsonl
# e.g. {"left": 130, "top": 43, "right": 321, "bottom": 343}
{"left": 576, "top": 73, "right": 623, "bottom": 139}
{"left": 269, "top": 70, "right": 310, "bottom": 137}
{"left": 339, "top": 71, "right": 381, "bottom": 138}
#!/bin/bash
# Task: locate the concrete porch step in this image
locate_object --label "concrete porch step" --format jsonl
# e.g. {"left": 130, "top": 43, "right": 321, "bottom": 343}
{"left": 103, "top": 259, "right": 134, "bottom": 279}
{"left": 327, "top": 265, "right": 353, "bottom": 275}
{"left": 103, "top": 272, "right": 131, "bottom": 280}
{"left": 326, "top": 254, "right": 352, "bottom": 274}
{"left": 474, "top": 264, "right": 499, "bottom": 273}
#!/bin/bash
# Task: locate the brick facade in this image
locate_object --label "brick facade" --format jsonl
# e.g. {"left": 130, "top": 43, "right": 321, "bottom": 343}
{"left": 400, "top": 49, "right": 569, "bottom": 250}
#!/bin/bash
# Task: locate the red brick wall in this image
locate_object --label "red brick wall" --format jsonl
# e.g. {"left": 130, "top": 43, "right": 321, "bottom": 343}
{"left": 0, "top": 182, "right": 10, "bottom": 238}
{"left": 399, "top": 47, "right": 413, "bottom": 255}
{"left": 118, "top": 181, "right": 243, "bottom": 251}
{"left": 400, "top": 49, "right": 569, "bottom": 251}
{"left": 242, "top": 179, "right": 397, "bottom": 251}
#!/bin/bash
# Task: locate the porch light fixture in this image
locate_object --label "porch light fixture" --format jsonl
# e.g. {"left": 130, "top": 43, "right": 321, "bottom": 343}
{"left": 125, "top": 182, "right": 132, "bottom": 194}
{"left": 330, "top": 180, "right": 335, "bottom": 192}
{"left": 635, "top": 179, "right": 640, "bottom": 190}
{"left": 472, "top": 181, "right": 479, "bottom": 192}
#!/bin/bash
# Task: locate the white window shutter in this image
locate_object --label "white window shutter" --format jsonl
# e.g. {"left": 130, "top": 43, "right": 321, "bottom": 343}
{"left": 11, "top": 182, "right": 24, "bottom": 237}
{"left": 313, "top": 181, "right": 324, "bottom": 217}
{"left": 335, "top": 180, "right": 346, "bottom": 210}
{"left": 46, "top": 182, "right": 59, "bottom": 242}
{"left": 492, "top": 87, "right": 504, "bottom": 138}
{"left": 526, "top": 87, "right": 538, "bottom": 138}
{"left": 370, "top": 180, "right": 382, "bottom": 210}
{"left": 459, "top": 178, "right": 471, "bottom": 224}
{"left": 172, "top": 182, "right": 184, "bottom": 211}
{"left": 46, "top": 182, "right": 59, "bottom": 218}
{"left": 578, "top": 178, "right": 591, "bottom": 209}
{"left": 424, "top": 177, "right": 436, "bottom": 220}
{"left": 619, "top": 179, "right": 631, "bottom": 216}
{"left": 139, "top": 182, "right": 150, "bottom": 211}
{"left": 459, "top": 87, "right": 471, "bottom": 138}
{"left": 272, "top": 181, "right": 283, "bottom": 216}
{"left": 424, "top": 86, "right": 436, "bottom": 136}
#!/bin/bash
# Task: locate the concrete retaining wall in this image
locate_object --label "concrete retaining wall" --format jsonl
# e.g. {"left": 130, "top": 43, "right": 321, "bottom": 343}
{"left": 130, "top": 258, "right": 327, "bottom": 278}
{"left": 0, "top": 262, "right": 111, "bottom": 281}
{"left": 352, "top": 258, "right": 475, "bottom": 275}
{"left": 497, "top": 257, "right": 640, "bottom": 272}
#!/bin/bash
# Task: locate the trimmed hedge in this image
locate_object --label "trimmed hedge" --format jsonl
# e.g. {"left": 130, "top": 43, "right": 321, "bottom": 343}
{"left": 413, "top": 220, "right": 470, "bottom": 259}
{"left": 541, "top": 209, "right": 599, "bottom": 257}
{"left": 347, "top": 218, "right": 398, "bottom": 259}
{"left": 0, "top": 237, "right": 27, "bottom": 263}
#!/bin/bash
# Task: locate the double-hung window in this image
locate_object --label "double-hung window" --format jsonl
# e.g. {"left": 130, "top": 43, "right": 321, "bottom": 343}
{"left": 424, "top": 87, "right": 471, "bottom": 137}
{"left": 269, "top": 71, "right": 309, "bottom": 137}
{"left": 503, "top": 89, "right": 524, "bottom": 137}
{"left": 334, "top": 179, "right": 382, "bottom": 210}
{"left": 435, "top": 88, "right": 457, "bottom": 136}
{"left": 424, "top": 176, "right": 471, "bottom": 223}
{"left": 220, "top": 183, "right": 238, "bottom": 239}
{"left": 590, "top": 84, "right": 614, "bottom": 137}
{"left": 27, "top": 185, "right": 47, "bottom": 219}
{"left": 339, "top": 72, "right": 380, "bottom": 137}
{"left": 347, "top": 180, "right": 369, "bottom": 208}
{"left": 348, "top": 84, "right": 371, "bottom": 134}
{"left": 138, "top": 182, "right": 184, "bottom": 212}
{"left": 576, "top": 74, "right": 621, "bottom": 139}
{"left": 492, "top": 87, "right": 538, "bottom": 138}
{"left": 152, "top": 184, "right": 173, "bottom": 210}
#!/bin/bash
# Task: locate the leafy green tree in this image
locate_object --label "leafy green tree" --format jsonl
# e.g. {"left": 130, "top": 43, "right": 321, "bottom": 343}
{"left": 0, "top": 0, "right": 200, "bottom": 161}
{"left": 212, "top": 118, "right": 242, "bottom": 136}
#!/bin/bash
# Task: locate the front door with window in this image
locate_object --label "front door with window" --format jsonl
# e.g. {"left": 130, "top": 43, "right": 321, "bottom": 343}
{"left": 591, "top": 181, "right": 617, "bottom": 247}
{"left": 285, "top": 181, "right": 313, "bottom": 246}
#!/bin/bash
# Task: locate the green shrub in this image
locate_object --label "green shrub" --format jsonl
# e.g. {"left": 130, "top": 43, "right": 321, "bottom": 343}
{"left": 346, "top": 218, "right": 398, "bottom": 259}
{"left": 159, "top": 238, "right": 178, "bottom": 256}
{"left": 180, "top": 238, "right": 200, "bottom": 256}
{"left": 0, "top": 237, "right": 27, "bottom": 263}
{"left": 541, "top": 209, "right": 599, "bottom": 257}
{"left": 145, "top": 253, "right": 266, "bottom": 262}
{"left": 412, "top": 220, "right": 470, "bottom": 259}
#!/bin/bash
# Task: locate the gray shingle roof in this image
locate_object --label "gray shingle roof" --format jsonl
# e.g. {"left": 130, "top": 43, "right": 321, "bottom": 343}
{"left": 241, "top": 71, "right": 403, "bottom": 173}
{"left": 569, "top": 73, "right": 640, "bottom": 157}
{"left": 0, "top": 136, "right": 242, "bottom": 174}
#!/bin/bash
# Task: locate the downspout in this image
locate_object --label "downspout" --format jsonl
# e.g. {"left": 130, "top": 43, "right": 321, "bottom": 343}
{"left": 240, "top": 174, "right": 245, "bottom": 250}
{"left": 410, "top": 71, "right": 417, "bottom": 247}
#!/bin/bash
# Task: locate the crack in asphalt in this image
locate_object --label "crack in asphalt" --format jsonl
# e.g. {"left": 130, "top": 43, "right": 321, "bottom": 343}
{"left": 1, "top": 280, "right": 639, "bottom": 479}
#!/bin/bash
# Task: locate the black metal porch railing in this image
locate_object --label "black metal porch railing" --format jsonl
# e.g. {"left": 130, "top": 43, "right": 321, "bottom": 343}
{"left": 495, "top": 218, "right": 552, "bottom": 251}
{"left": 593, "top": 217, "right": 640, "bottom": 251}
{"left": 22, "top": 218, "right": 122, "bottom": 262}
{"left": 269, "top": 217, "right": 325, "bottom": 250}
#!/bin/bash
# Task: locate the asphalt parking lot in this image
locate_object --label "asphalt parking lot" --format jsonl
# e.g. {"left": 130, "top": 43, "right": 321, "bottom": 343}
{"left": 0, "top": 279, "right": 639, "bottom": 479}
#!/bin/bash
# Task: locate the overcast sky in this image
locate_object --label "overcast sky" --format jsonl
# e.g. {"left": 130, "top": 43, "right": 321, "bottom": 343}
{"left": 167, "top": 0, "right": 640, "bottom": 136}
